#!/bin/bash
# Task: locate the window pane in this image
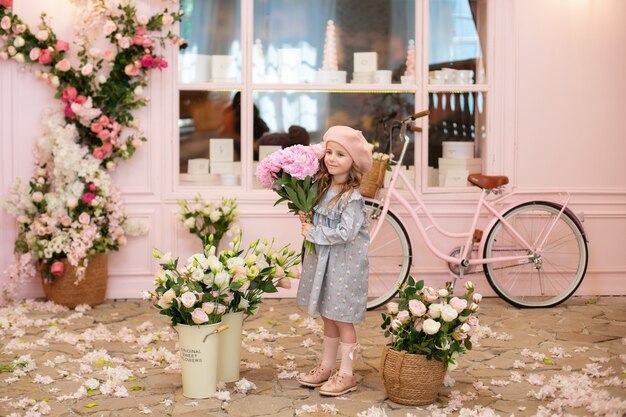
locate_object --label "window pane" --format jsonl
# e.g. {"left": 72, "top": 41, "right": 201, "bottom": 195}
{"left": 179, "top": 90, "right": 242, "bottom": 186}
{"left": 427, "top": 91, "right": 486, "bottom": 187}
{"left": 253, "top": 0, "right": 415, "bottom": 84}
{"left": 179, "top": 0, "right": 241, "bottom": 83}
{"left": 428, "top": 0, "right": 487, "bottom": 85}
{"left": 252, "top": 91, "right": 416, "bottom": 187}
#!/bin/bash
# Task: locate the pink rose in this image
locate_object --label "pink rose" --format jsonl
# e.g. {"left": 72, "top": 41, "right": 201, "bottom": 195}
{"left": 154, "top": 57, "right": 168, "bottom": 69}
{"left": 140, "top": 54, "right": 154, "bottom": 68}
{"left": 397, "top": 310, "right": 410, "bottom": 324}
{"left": 179, "top": 292, "right": 197, "bottom": 308}
{"left": 408, "top": 299, "right": 427, "bottom": 317}
{"left": 99, "top": 115, "right": 110, "bottom": 125}
{"left": 93, "top": 148, "right": 105, "bottom": 159}
{"left": 29, "top": 47, "right": 40, "bottom": 61}
{"left": 102, "top": 49, "right": 115, "bottom": 61}
{"left": 55, "top": 59, "right": 71, "bottom": 72}
{"left": 449, "top": 297, "right": 468, "bottom": 313}
{"left": 55, "top": 40, "right": 69, "bottom": 52}
{"left": 88, "top": 183, "right": 96, "bottom": 191}
{"left": 38, "top": 49, "right": 52, "bottom": 64}
{"left": 78, "top": 212, "right": 91, "bottom": 225}
{"left": 124, "top": 64, "right": 139, "bottom": 76}
{"left": 60, "top": 215, "right": 72, "bottom": 227}
{"left": 191, "top": 308, "right": 209, "bottom": 324}
{"left": 101, "top": 142, "right": 113, "bottom": 153}
{"left": 50, "top": 261, "right": 64, "bottom": 278}
{"left": 1, "top": 0, "right": 13, "bottom": 9}
{"left": 97, "top": 129, "right": 110, "bottom": 140}
{"left": 74, "top": 95, "right": 87, "bottom": 105}
{"left": 64, "top": 104, "right": 75, "bottom": 118}
{"left": 61, "top": 87, "right": 77, "bottom": 103}
{"left": 82, "top": 192, "right": 96, "bottom": 204}
{"left": 1, "top": 16, "right": 11, "bottom": 31}
{"left": 90, "top": 122, "right": 103, "bottom": 133}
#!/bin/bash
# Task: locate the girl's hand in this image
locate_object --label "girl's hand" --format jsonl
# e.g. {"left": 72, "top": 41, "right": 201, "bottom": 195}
{"left": 301, "top": 222, "right": 313, "bottom": 237}
{"left": 298, "top": 211, "right": 312, "bottom": 224}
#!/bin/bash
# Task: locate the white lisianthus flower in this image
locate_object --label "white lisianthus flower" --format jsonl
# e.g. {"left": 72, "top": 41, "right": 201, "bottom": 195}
{"left": 190, "top": 267, "right": 204, "bottom": 282}
{"left": 209, "top": 210, "right": 221, "bottom": 223}
{"left": 226, "top": 256, "right": 244, "bottom": 269}
{"left": 440, "top": 304, "right": 458, "bottom": 322}
{"left": 428, "top": 303, "right": 442, "bottom": 319}
{"left": 191, "top": 308, "right": 208, "bottom": 324}
{"left": 449, "top": 297, "right": 468, "bottom": 313}
{"left": 202, "top": 272, "right": 214, "bottom": 286}
{"left": 386, "top": 302, "right": 399, "bottom": 315}
{"left": 238, "top": 298, "right": 250, "bottom": 310}
{"left": 183, "top": 217, "right": 195, "bottom": 229}
{"left": 422, "top": 318, "right": 441, "bottom": 335}
{"left": 214, "top": 271, "right": 230, "bottom": 290}
{"left": 207, "top": 256, "right": 223, "bottom": 272}
{"left": 244, "top": 254, "right": 257, "bottom": 265}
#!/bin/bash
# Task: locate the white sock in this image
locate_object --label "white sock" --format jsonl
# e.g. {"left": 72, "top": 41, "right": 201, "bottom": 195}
{"left": 321, "top": 336, "right": 340, "bottom": 369}
{"left": 339, "top": 341, "right": 357, "bottom": 375}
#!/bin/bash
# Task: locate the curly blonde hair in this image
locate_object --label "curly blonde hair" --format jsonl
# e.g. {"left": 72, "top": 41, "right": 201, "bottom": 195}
{"left": 313, "top": 158, "right": 363, "bottom": 209}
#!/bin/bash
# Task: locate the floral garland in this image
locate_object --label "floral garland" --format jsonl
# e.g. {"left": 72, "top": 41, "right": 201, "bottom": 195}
{"left": 0, "top": 0, "right": 183, "bottom": 303}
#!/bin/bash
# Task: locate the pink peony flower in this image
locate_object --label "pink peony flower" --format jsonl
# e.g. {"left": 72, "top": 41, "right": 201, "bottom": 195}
{"left": 82, "top": 192, "right": 96, "bottom": 204}
{"left": 50, "top": 261, "right": 64, "bottom": 278}
{"left": 61, "top": 87, "right": 77, "bottom": 103}
{"left": 55, "top": 40, "right": 70, "bottom": 52}
{"left": 38, "top": 49, "right": 52, "bottom": 64}
{"left": 140, "top": 54, "right": 154, "bottom": 68}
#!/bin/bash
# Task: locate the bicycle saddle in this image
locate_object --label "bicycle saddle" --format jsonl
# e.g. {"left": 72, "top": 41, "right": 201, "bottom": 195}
{"left": 467, "top": 173, "right": 509, "bottom": 189}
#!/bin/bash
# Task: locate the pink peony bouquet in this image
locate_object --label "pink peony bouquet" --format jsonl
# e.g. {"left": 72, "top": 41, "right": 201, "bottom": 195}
{"left": 255, "top": 144, "right": 324, "bottom": 254}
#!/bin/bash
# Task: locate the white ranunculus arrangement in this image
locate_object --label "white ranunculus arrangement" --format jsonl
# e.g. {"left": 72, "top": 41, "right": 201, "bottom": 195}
{"left": 381, "top": 277, "right": 482, "bottom": 369}
{"left": 176, "top": 195, "right": 240, "bottom": 248}
{"left": 148, "top": 234, "right": 300, "bottom": 325}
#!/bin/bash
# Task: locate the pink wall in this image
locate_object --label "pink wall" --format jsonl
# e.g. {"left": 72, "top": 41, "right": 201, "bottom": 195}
{"left": 1, "top": 0, "right": 625, "bottom": 302}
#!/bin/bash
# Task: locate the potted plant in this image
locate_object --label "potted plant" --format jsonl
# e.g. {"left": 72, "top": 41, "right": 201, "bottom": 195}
{"left": 380, "top": 277, "right": 482, "bottom": 405}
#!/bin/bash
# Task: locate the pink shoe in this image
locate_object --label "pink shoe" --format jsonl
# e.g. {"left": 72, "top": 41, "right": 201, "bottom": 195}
{"left": 318, "top": 371, "right": 357, "bottom": 396}
{"left": 297, "top": 364, "right": 334, "bottom": 388}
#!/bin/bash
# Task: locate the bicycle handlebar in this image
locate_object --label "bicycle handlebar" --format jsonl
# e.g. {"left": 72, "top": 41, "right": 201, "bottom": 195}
{"left": 394, "top": 110, "right": 429, "bottom": 166}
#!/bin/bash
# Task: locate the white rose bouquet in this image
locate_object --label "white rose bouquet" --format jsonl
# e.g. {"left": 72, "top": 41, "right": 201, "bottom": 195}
{"left": 381, "top": 277, "right": 482, "bottom": 369}
{"left": 176, "top": 195, "right": 240, "bottom": 249}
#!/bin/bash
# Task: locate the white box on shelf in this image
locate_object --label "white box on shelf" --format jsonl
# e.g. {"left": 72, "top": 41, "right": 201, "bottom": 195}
{"left": 428, "top": 166, "right": 439, "bottom": 187}
{"left": 210, "top": 161, "right": 241, "bottom": 175}
{"left": 438, "top": 157, "right": 482, "bottom": 171}
{"left": 354, "top": 52, "right": 377, "bottom": 72}
{"left": 220, "top": 174, "right": 240, "bottom": 187}
{"left": 179, "top": 53, "right": 211, "bottom": 83}
{"left": 401, "top": 75, "right": 416, "bottom": 85}
{"left": 187, "top": 158, "right": 210, "bottom": 174}
{"left": 374, "top": 70, "right": 392, "bottom": 84}
{"left": 210, "top": 55, "right": 236, "bottom": 82}
{"left": 278, "top": 48, "right": 301, "bottom": 83}
{"left": 180, "top": 173, "right": 220, "bottom": 186}
{"left": 210, "top": 138, "right": 234, "bottom": 162}
{"left": 259, "top": 145, "right": 282, "bottom": 161}
{"left": 442, "top": 141, "right": 475, "bottom": 159}
{"left": 314, "top": 70, "right": 347, "bottom": 84}
{"left": 439, "top": 170, "right": 470, "bottom": 187}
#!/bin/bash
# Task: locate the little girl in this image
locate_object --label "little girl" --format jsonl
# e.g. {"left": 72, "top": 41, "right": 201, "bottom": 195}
{"left": 296, "top": 125, "right": 373, "bottom": 396}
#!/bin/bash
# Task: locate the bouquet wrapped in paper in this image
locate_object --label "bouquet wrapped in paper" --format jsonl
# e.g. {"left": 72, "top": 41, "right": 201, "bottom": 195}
{"left": 255, "top": 144, "right": 324, "bottom": 253}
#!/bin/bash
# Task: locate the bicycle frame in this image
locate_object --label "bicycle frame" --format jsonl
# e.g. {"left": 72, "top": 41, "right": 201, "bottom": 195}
{"left": 369, "top": 121, "right": 574, "bottom": 268}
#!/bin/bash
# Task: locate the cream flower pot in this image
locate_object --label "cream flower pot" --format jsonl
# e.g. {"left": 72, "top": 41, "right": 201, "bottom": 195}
{"left": 175, "top": 322, "right": 222, "bottom": 398}
{"left": 217, "top": 311, "right": 244, "bottom": 382}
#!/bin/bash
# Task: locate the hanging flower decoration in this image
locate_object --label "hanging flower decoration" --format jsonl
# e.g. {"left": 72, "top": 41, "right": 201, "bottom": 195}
{"left": 0, "top": 0, "right": 183, "bottom": 302}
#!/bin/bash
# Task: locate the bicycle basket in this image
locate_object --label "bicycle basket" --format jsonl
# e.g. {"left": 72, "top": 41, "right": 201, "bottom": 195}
{"left": 360, "top": 159, "right": 387, "bottom": 198}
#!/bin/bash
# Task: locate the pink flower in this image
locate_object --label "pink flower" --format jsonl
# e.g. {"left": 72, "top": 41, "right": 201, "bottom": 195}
{"left": 88, "top": 183, "right": 96, "bottom": 192}
{"left": 153, "top": 57, "right": 168, "bottom": 69}
{"left": 82, "top": 192, "right": 96, "bottom": 204}
{"left": 64, "top": 104, "right": 75, "bottom": 118}
{"left": 1, "top": 16, "right": 11, "bottom": 30}
{"left": 29, "top": 47, "right": 40, "bottom": 61}
{"left": 101, "top": 142, "right": 113, "bottom": 153}
{"left": 124, "top": 63, "right": 139, "bottom": 76}
{"left": 179, "top": 292, "right": 197, "bottom": 308}
{"left": 1, "top": 0, "right": 13, "bottom": 9}
{"left": 99, "top": 115, "right": 110, "bottom": 125}
{"left": 78, "top": 212, "right": 91, "bottom": 225}
{"left": 60, "top": 215, "right": 72, "bottom": 227}
{"left": 50, "top": 261, "right": 64, "bottom": 278}
{"left": 276, "top": 278, "right": 291, "bottom": 289}
{"left": 97, "top": 129, "right": 110, "bottom": 140}
{"left": 74, "top": 95, "right": 87, "bottom": 105}
{"left": 102, "top": 49, "right": 115, "bottom": 61}
{"left": 449, "top": 297, "right": 468, "bottom": 313}
{"left": 408, "top": 299, "right": 427, "bottom": 317}
{"left": 191, "top": 308, "right": 209, "bottom": 324}
{"left": 61, "top": 87, "right": 77, "bottom": 103}
{"left": 55, "top": 59, "right": 71, "bottom": 72}
{"left": 140, "top": 55, "right": 154, "bottom": 68}
{"left": 38, "top": 49, "right": 52, "bottom": 64}
{"left": 90, "top": 122, "right": 103, "bottom": 133}
{"left": 397, "top": 310, "right": 410, "bottom": 324}
{"left": 55, "top": 40, "right": 70, "bottom": 52}
{"left": 93, "top": 148, "right": 105, "bottom": 159}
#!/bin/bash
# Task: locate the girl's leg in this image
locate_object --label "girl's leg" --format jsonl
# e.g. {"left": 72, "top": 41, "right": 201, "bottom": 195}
{"left": 320, "top": 316, "right": 340, "bottom": 369}
{"left": 335, "top": 321, "right": 357, "bottom": 375}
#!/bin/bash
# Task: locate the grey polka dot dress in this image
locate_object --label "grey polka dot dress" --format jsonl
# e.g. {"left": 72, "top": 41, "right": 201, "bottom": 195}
{"left": 296, "top": 188, "right": 369, "bottom": 323}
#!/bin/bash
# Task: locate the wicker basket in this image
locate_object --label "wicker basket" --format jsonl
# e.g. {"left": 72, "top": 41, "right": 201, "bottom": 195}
{"left": 380, "top": 345, "right": 445, "bottom": 405}
{"left": 42, "top": 253, "right": 108, "bottom": 308}
{"left": 360, "top": 159, "right": 387, "bottom": 198}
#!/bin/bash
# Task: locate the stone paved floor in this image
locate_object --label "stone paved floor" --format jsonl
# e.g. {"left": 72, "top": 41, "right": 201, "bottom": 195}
{"left": 1, "top": 296, "right": 625, "bottom": 417}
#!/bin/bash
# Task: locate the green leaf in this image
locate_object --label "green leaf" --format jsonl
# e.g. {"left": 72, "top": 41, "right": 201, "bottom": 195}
{"left": 129, "top": 385, "right": 143, "bottom": 391}
{"left": 543, "top": 357, "right": 554, "bottom": 365}
{"left": 85, "top": 403, "right": 98, "bottom": 408}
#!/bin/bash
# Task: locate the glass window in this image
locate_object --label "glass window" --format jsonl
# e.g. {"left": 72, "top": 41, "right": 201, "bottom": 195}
{"left": 427, "top": 91, "right": 486, "bottom": 187}
{"left": 252, "top": 91, "right": 416, "bottom": 187}
{"left": 428, "top": 0, "right": 487, "bottom": 85}
{"left": 253, "top": 0, "right": 415, "bottom": 84}
{"left": 179, "top": 0, "right": 242, "bottom": 83}
{"left": 179, "top": 90, "right": 242, "bottom": 186}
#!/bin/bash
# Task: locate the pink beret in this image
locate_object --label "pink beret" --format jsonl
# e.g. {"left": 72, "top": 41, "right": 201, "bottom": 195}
{"left": 323, "top": 126, "right": 373, "bottom": 174}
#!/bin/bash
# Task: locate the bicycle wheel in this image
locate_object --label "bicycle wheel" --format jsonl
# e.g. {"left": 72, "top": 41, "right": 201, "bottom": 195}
{"left": 364, "top": 201, "right": 412, "bottom": 310}
{"left": 483, "top": 201, "right": 588, "bottom": 308}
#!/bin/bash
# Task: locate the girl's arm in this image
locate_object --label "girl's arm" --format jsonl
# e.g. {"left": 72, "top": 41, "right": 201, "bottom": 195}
{"left": 305, "top": 200, "right": 365, "bottom": 245}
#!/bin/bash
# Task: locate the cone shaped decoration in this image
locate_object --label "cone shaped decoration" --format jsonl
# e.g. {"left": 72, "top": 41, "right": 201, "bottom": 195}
{"left": 322, "top": 20, "right": 338, "bottom": 71}
{"left": 401, "top": 39, "right": 416, "bottom": 84}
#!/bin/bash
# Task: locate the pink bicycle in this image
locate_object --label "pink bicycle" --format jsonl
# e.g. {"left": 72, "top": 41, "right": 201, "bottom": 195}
{"left": 365, "top": 111, "right": 589, "bottom": 309}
